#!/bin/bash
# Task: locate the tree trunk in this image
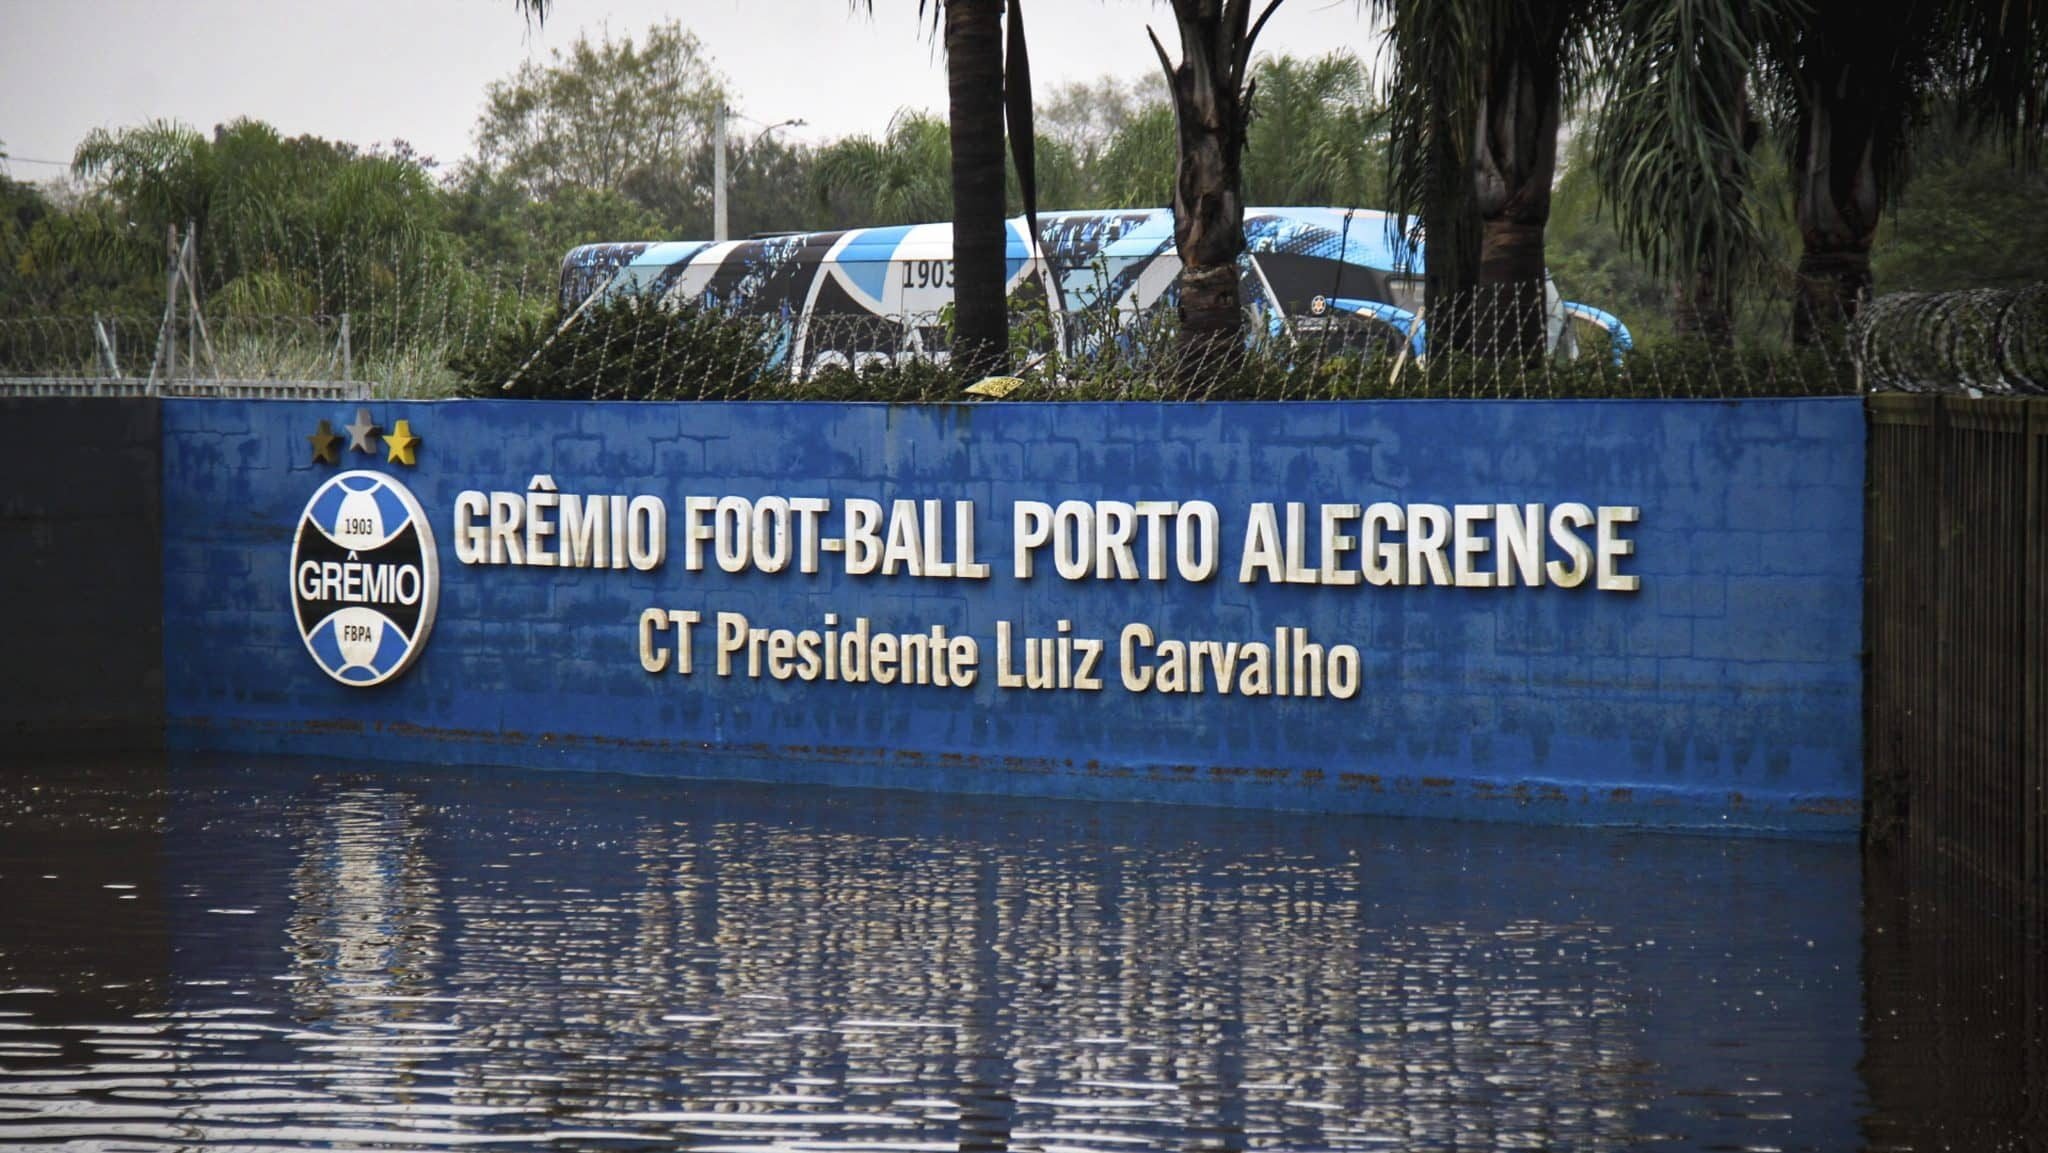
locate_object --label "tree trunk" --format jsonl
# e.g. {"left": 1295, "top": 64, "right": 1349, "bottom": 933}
{"left": 1672, "top": 270, "right": 1737, "bottom": 346}
{"left": 1791, "top": 78, "right": 1881, "bottom": 346}
{"left": 1476, "top": 218, "right": 1548, "bottom": 358}
{"left": 1158, "top": 1, "right": 1265, "bottom": 382}
{"left": 1169, "top": 82, "right": 1247, "bottom": 376}
{"left": 1420, "top": 102, "right": 1483, "bottom": 355}
{"left": 946, "top": 0, "right": 1010, "bottom": 380}
{"left": 1793, "top": 245, "right": 1873, "bottom": 345}
{"left": 1471, "top": 15, "right": 1564, "bottom": 361}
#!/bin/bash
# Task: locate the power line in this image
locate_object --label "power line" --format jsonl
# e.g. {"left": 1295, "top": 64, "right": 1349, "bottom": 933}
{"left": 2, "top": 156, "right": 72, "bottom": 168}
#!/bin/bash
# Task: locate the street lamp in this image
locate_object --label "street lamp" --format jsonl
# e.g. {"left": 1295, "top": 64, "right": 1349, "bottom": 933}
{"left": 713, "top": 106, "right": 808, "bottom": 242}
{"left": 750, "top": 118, "right": 807, "bottom": 152}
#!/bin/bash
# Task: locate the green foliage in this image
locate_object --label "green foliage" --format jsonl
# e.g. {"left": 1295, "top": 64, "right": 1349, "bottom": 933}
{"left": 451, "top": 295, "right": 777, "bottom": 400}
{"left": 713, "top": 136, "right": 849, "bottom": 236}
{"left": 1, "top": 177, "right": 159, "bottom": 316}
{"left": 9, "top": 8, "right": 2039, "bottom": 393}
{"left": 1242, "top": 52, "right": 1385, "bottom": 208}
{"left": 1547, "top": 121, "right": 2048, "bottom": 344}
{"left": 780, "top": 357, "right": 964, "bottom": 402}
{"left": 472, "top": 20, "right": 726, "bottom": 201}
{"left": 1589, "top": 0, "right": 1790, "bottom": 287}
{"left": 445, "top": 171, "right": 665, "bottom": 292}
{"left": 1093, "top": 102, "right": 1177, "bottom": 208}
{"left": 1873, "top": 145, "right": 2048, "bottom": 292}
{"left": 813, "top": 113, "right": 954, "bottom": 226}
{"left": 445, "top": 278, "right": 1857, "bottom": 403}
{"left": 1545, "top": 149, "right": 1678, "bottom": 340}
{"left": 6, "top": 117, "right": 483, "bottom": 356}
{"left": 1034, "top": 75, "right": 1168, "bottom": 208}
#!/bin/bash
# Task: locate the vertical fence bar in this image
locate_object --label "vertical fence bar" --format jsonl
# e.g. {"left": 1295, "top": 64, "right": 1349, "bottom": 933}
{"left": 2030, "top": 401, "right": 2045, "bottom": 929}
{"left": 1930, "top": 395, "right": 1952, "bottom": 886}
{"left": 1948, "top": 397, "right": 2026, "bottom": 912}
{"left": 1867, "top": 394, "right": 1936, "bottom": 850}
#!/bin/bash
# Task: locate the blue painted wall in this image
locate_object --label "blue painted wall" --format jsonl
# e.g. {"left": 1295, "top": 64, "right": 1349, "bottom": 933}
{"left": 161, "top": 398, "right": 1865, "bottom": 832}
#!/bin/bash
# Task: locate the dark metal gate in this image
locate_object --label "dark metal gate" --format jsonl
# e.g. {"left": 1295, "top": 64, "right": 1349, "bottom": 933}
{"left": 1866, "top": 394, "right": 2046, "bottom": 919}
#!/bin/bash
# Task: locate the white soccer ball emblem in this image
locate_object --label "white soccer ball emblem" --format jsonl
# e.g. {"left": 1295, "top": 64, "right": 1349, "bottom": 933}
{"left": 331, "top": 486, "right": 390, "bottom": 549}
{"left": 332, "top": 606, "right": 387, "bottom": 669}
{"left": 291, "top": 469, "right": 441, "bottom": 688}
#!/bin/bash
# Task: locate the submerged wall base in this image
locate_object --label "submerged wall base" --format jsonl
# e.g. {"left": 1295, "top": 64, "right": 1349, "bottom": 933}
{"left": 169, "top": 719, "right": 1858, "bottom": 835}
{"left": 2, "top": 398, "right": 164, "bottom": 754}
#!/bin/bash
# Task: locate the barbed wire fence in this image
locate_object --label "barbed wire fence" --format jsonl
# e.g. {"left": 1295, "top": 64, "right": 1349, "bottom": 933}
{"left": 454, "top": 279, "right": 1867, "bottom": 402}
{"left": 1850, "top": 284, "right": 2047, "bottom": 396}
{"left": 0, "top": 214, "right": 564, "bottom": 399}
{"left": 0, "top": 215, "right": 2037, "bottom": 401}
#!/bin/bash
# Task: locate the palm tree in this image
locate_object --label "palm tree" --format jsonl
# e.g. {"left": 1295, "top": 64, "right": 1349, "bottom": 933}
{"left": 1771, "top": 0, "right": 2046, "bottom": 341}
{"left": 1241, "top": 52, "right": 1384, "bottom": 208}
{"left": 1593, "top": 0, "right": 2046, "bottom": 345}
{"left": 1146, "top": 0, "right": 1287, "bottom": 366}
{"left": 1377, "top": 0, "right": 1483, "bottom": 348}
{"left": 823, "top": 2, "right": 1037, "bottom": 379}
{"left": 939, "top": 0, "right": 1015, "bottom": 379}
{"left": 814, "top": 113, "right": 955, "bottom": 225}
{"left": 1592, "top": 0, "right": 1783, "bottom": 345}
{"left": 1762, "top": 0, "right": 1947, "bottom": 342}
{"left": 1374, "top": 0, "right": 1605, "bottom": 357}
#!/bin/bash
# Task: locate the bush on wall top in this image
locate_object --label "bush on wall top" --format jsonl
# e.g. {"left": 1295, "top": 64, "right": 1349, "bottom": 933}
{"left": 452, "top": 296, "right": 1861, "bottom": 403}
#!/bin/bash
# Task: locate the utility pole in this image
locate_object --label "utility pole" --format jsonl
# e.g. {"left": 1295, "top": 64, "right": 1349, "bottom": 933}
{"left": 714, "top": 107, "right": 803, "bottom": 242}
{"left": 713, "top": 101, "right": 729, "bottom": 242}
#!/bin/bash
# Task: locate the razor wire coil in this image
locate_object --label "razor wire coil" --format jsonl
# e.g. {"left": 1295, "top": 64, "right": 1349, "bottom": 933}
{"left": 1852, "top": 284, "right": 2048, "bottom": 396}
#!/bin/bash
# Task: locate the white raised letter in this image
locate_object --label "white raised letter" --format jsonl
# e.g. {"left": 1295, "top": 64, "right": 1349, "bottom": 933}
{"left": 1546, "top": 502, "right": 1595, "bottom": 588}
{"left": 453, "top": 491, "right": 488, "bottom": 565}
{"left": 627, "top": 495, "right": 667, "bottom": 571}
{"left": 683, "top": 496, "right": 717, "bottom": 572}
{"left": 1363, "top": 502, "right": 1404, "bottom": 586}
{"left": 1239, "top": 503, "right": 1284, "bottom": 584}
{"left": 1596, "top": 506, "right": 1641, "bottom": 591}
{"left": 1406, "top": 503, "right": 1451, "bottom": 586}
{"left": 1014, "top": 500, "right": 1053, "bottom": 578}
{"left": 844, "top": 498, "right": 883, "bottom": 575}
{"left": 638, "top": 608, "right": 670, "bottom": 673}
{"left": 1452, "top": 503, "right": 1493, "bottom": 588}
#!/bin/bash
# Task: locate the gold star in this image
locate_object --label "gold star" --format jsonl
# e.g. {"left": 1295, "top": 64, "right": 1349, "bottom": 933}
{"left": 385, "top": 419, "right": 421, "bottom": 466}
{"left": 308, "top": 419, "right": 341, "bottom": 465}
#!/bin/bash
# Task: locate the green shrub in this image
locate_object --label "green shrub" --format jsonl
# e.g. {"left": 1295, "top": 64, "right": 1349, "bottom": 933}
{"left": 451, "top": 295, "right": 778, "bottom": 400}
{"left": 453, "top": 296, "right": 1860, "bottom": 403}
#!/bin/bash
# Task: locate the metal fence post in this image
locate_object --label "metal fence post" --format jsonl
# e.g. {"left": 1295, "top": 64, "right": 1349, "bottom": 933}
{"left": 2028, "top": 400, "right": 2045, "bottom": 921}
{"left": 153, "top": 223, "right": 179, "bottom": 395}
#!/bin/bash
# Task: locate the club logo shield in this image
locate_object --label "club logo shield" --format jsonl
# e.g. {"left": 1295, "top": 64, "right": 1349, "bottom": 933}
{"left": 289, "top": 471, "right": 439, "bottom": 687}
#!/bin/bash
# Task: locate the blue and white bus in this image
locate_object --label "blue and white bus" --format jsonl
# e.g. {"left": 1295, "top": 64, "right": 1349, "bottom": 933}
{"left": 560, "top": 207, "right": 1631, "bottom": 375}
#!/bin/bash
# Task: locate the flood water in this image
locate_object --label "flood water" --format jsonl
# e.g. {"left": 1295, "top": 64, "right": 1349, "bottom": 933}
{"left": 0, "top": 755, "right": 2039, "bottom": 1151}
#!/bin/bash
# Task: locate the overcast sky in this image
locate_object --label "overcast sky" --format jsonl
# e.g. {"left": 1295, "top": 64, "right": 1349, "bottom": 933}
{"left": 1, "top": 0, "right": 1379, "bottom": 181}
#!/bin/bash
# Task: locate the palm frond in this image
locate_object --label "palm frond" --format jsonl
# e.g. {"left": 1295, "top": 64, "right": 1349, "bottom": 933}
{"left": 814, "top": 113, "right": 954, "bottom": 225}
{"left": 1942, "top": 0, "right": 2048, "bottom": 166}
{"left": 1589, "top": 0, "right": 1800, "bottom": 287}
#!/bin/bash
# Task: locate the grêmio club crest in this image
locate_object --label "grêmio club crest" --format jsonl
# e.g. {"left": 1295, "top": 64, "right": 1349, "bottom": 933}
{"left": 290, "top": 471, "right": 440, "bottom": 687}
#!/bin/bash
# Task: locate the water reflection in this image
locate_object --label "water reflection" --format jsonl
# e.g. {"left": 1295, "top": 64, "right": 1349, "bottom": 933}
{"left": 0, "top": 754, "right": 2034, "bottom": 1150}
{"left": 1860, "top": 851, "right": 2048, "bottom": 1152}
{"left": 285, "top": 787, "right": 445, "bottom": 1018}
